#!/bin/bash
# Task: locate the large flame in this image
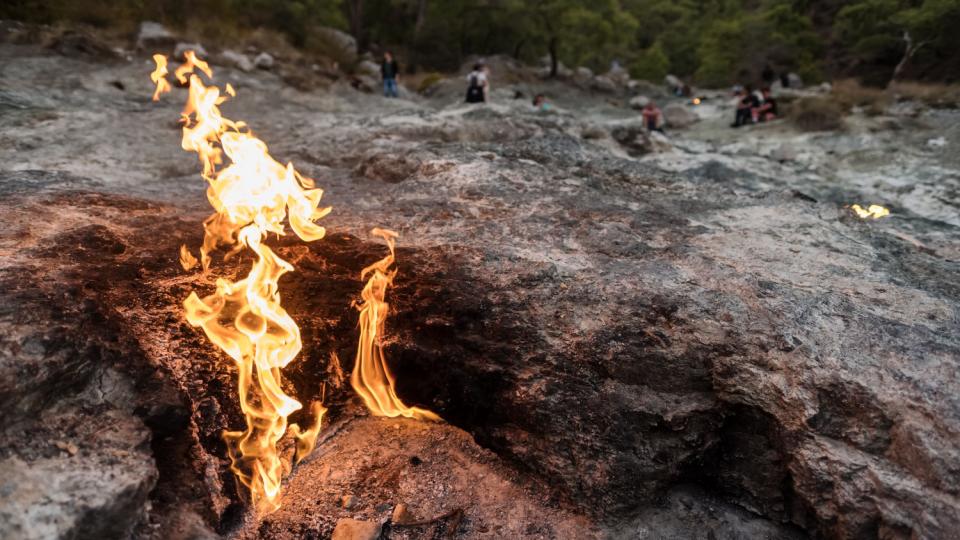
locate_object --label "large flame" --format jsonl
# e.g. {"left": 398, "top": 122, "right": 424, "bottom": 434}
{"left": 151, "top": 53, "right": 329, "bottom": 513}
{"left": 850, "top": 204, "right": 890, "bottom": 219}
{"left": 351, "top": 228, "right": 439, "bottom": 421}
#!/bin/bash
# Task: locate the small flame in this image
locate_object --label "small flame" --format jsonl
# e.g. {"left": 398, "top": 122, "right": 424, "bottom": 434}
{"left": 351, "top": 229, "right": 439, "bottom": 421}
{"left": 850, "top": 204, "right": 890, "bottom": 219}
{"left": 179, "top": 244, "right": 198, "bottom": 271}
{"left": 150, "top": 54, "right": 171, "bottom": 101}
{"left": 152, "top": 52, "right": 329, "bottom": 513}
{"left": 692, "top": 97, "right": 702, "bottom": 105}
{"left": 290, "top": 400, "right": 327, "bottom": 464}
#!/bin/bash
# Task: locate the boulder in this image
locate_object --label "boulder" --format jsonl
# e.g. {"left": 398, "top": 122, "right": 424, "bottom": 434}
{"left": 590, "top": 75, "right": 617, "bottom": 93}
{"left": 787, "top": 72, "right": 804, "bottom": 89}
{"left": 173, "top": 42, "right": 207, "bottom": 60}
{"left": 629, "top": 95, "right": 651, "bottom": 110}
{"left": 574, "top": 66, "right": 594, "bottom": 81}
{"left": 314, "top": 26, "right": 358, "bottom": 64}
{"left": 253, "top": 51, "right": 275, "bottom": 70}
{"left": 219, "top": 49, "right": 253, "bottom": 72}
{"left": 663, "top": 102, "right": 699, "bottom": 128}
{"left": 356, "top": 59, "right": 380, "bottom": 78}
{"left": 331, "top": 518, "right": 381, "bottom": 540}
{"left": 665, "top": 73, "right": 683, "bottom": 91}
{"left": 136, "top": 21, "right": 175, "bottom": 52}
{"left": 771, "top": 143, "right": 798, "bottom": 162}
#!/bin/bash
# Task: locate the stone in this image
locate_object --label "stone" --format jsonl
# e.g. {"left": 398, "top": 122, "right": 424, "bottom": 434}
{"left": 664, "top": 73, "right": 682, "bottom": 91}
{"left": 574, "top": 66, "right": 593, "bottom": 81}
{"left": 787, "top": 72, "right": 804, "bottom": 89}
{"left": 315, "top": 26, "right": 358, "bottom": 64}
{"left": 356, "top": 59, "right": 380, "bottom": 78}
{"left": 590, "top": 75, "right": 617, "bottom": 93}
{"left": 770, "top": 143, "right": 797, "bottom": 162}
{"left": 253, "top": 52, "right": 275, "bottom": 70}
{"left": 340, "top": 494, "right": 357, "bottom": 509}
{"left": 629, "top": 95, "right": 650, "bottom": 110}
{"left": 331, "top": 518, "right": 381, "bottom": 540}
{"left": 391, "top": 503, "right": 415, "bottom": 523}
{"left": 219, "top": 49, "right": 253, "bottom": 72}
{"left": 174, "top": 42, "right": 207, "bottom": 60}
{"left": 662, "top": 102, "right": 699, "bottom": 128}
{"left": 136, "top": 21, "right": 175, "bottom": 52}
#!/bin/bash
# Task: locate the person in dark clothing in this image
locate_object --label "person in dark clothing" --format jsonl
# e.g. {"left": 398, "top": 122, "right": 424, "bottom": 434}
{"left": 732, "top": 84, "right": 760, "bottom": 128}
{"left": 642, "top": 101, "right": 664, "bottom": 132}
{"left": 758, "top": 87, "right": 778, "bottom": 121}
{"left": 465, "top": 62, "right": 487, "bottom": 103}
{"left": 381, "top": 51, "right": 399, "bottom": 98}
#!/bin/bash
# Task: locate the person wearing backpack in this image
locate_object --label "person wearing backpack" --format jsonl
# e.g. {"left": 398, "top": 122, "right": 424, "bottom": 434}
{"left": 465, "top": 62, "right": 488, "bottom": 103}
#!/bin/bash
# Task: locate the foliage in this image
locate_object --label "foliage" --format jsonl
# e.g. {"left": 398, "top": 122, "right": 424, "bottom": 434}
{"left": 788, "top": 97, "right": 847, "bottom": 132}
{"left": 2, "top": 0, "right": 956, "bottom": 86}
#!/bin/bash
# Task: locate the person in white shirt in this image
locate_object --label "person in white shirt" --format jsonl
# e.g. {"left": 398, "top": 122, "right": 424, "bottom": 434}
{"left": 465, "top": 62, "right": 488, "bottom": 103}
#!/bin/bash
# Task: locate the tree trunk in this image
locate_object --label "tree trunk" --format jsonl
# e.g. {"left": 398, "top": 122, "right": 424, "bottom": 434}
{"left": 410, "top": 0, "right": 428, "bottom": 72}
{"left": 890, "top": 30, "right": 926, "bottom": 86}
{"left": 346, "top": 0, "right": 365, "bottom": 53}
{"left": 549, "top": 36, "right": 558, "bottom": 78}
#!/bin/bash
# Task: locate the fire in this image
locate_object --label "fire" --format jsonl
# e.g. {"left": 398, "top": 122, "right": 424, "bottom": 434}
{"left": 350, "top": 228, "right": 439, "bottom": 421}
{"left": 692, "top": 97, "right": 702, "bottom": 105}
{"left": 150, "top": 54, "right": 170, "bottom": 101}
{"left": 151, "top": 52, "right": 329, "bottom": 513}
{"left": 850, "top": 204, "right": 890, "bottom": 219}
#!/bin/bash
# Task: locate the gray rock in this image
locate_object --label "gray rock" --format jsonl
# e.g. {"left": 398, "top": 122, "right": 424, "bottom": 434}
{"left": 574, "top": 66, "right": 594, "bottom": 81}
{"left": 355, "top": 59, "right": 380, "bottom": 78}
{"left": 315, "top": 26, "right": 358, "bottom": 64}
{"left": 770, "top": 143, "right": 797, "bottom": 162}
{"left": 787, "top": 72, "right": 804, "bottom": 89}
{"left": 219, "top": 49, "right": 253, "bottom": 72}
{"left": 629, "top": 95, "right": 650, "bottom": 110}
{"left": 665, "top": 73, "right": 682, "bottom": 91}
{"left": 136, "top": 21, "right": 175, "bottom": 52}
{"left": 173, "top": 42, "right": 207, "bottom": 60}
{"left": 331, "top": 518, "right": 381, "bottom": 540}
{"left": 590, "top": 75, "right": 617, "bottom": 93}
{"left": 662, "top": 102, "right": 699, "bottom": 128}
{"left": 253, "top": 51, "right": 275, "bottom": 70}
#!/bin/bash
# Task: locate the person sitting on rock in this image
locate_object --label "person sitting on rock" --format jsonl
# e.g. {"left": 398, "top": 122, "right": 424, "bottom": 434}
{"left": 381, "top": 51, "right": 400, "bottom": 98}
{"left": 465, "top": 62, "right": 488, "bottom": 103}
{"left": 532, "top": 94, "right": 553, "bottom": 112}
{"left": 757, "top": 87, "right": 778, "bottom": 121}
{"left": 642, "top": 101, "right": 664, "bottom": 133}
{"left": 732, "top": 85, "right": 760, "bottom": 128}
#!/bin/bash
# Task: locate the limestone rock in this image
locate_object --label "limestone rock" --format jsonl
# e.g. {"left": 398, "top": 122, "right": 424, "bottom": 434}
{"left": 219, "top": 49, "right": 253, "bottom": 72}
{"left": 629, "top": 95, "right": 650, "bottom": 110}
{"left": 663, "top": 102, "right": 699, "bottom": 128}
{"left": 174, "top": 42, "right": 207, "bottom": 60}
{"left": 253, "top": 52, "right": 275, "bottom": 70}
{"left": 590, "top": 75, "right": 617, "bottom": 93}
{"left": 136, "top": 21, "right": 175, "bottom": 52}
{"left": 331, "top": 518, "right": 381, "bottom": 540}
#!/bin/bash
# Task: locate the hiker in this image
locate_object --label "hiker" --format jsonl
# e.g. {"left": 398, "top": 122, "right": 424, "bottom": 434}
{"left": 532, "top": 94, "right": 553, "bottom": 112}
{"left": 732, "top": 85, "right": 760, "bottom": 127}
{"left": 758, "top": 87, "right": 778, "bottom": 121}
{"left": 465, "top": 62, "right": 488, "bottom": 103}
{"left": 381, "top": 51, "right": 399, "bottom": 98}
{"left": 642, "top": 101, "right": 664, "bottom": 133}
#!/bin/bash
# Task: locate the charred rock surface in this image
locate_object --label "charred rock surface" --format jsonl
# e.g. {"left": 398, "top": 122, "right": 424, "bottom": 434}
{"left": 1, "top": 44, "right": 959, "bottom": 540}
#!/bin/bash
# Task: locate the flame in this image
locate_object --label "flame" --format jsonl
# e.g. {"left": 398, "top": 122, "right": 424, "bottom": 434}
{"left": 850, "top": 204, "right": 890, "bottom": 219}
{"left": 350, "top": 228, "right": 439, "bottom": 421}
{"left": 152, "top": 52, "right": 329, "bottom": 513}
{"left": 692, "top": 97, "right": 702, "bottom": 105}
{"left": 290, "top": 400, "right": 327, "bottom": 464}
{"left": 150, "top": 54, "right": 171, "bottom": 101}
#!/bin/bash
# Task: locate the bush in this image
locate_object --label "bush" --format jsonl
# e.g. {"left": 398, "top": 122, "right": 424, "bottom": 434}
{"left": 788, "top": 97, "right": 847, "bottom": 131}
{"left": 629, "top": 41, "right": 669, "bottom": 81}
{"left": 416, "top": 72, "right": 444, "bottom": 94}
{"left": 888, "top": 81, "right": 960, "bottom": 108}
{"left": 831, "top": 79, "right": 890, "bottom": 115}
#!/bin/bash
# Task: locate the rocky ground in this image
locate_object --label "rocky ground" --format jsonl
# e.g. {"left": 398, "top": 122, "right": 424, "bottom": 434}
{"left": 0, "top": 29, "right": 958, "bottom": 540}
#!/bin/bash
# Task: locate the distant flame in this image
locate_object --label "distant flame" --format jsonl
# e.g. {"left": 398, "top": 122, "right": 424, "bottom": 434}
{"left": 351, "top": 228, "right": 439, "bottom": 421}
{"left": 692, "top": 97, "right": 702, "bottom": 105}
{"left": 850, "top": 204, "right": 890, "bottom": 219}
{"left": 150, "top": 54, "right": 171, "bottom": 101}
{"left": 151, "top": 52, "right": 329, "bottom": 513}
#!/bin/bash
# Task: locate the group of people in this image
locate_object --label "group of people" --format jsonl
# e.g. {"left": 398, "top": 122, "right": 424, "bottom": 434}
{"left": 732, "top": 85, "right": 778, "bottom": 127}
{"left": 381, "top": 52, "right": 492, "bottom": 103}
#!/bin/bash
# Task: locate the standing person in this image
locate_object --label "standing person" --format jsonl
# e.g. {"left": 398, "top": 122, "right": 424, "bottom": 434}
{"left": 465, "top": 62, "right": 488, "bottom": 103}
{"left": 641, "top": 101, "right": 664, "bottom": 133}
{"left": 381, "top": 51, "right": 399, "bottom": 98}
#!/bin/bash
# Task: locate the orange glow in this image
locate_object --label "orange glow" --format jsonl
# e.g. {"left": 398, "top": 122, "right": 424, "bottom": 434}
{"left": 152, "top": 51, "right": 329, "bottom": 513}
{"left": 350, "top": 228, "right": 439, "bottom": 421}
